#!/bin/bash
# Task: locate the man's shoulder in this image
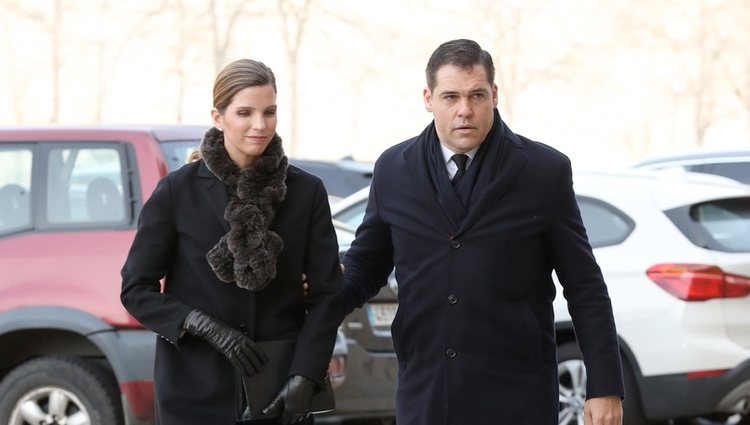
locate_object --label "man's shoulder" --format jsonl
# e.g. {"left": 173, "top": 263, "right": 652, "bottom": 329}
{"left": 513, "top": 133, "right": 570, "bottom": 166}
{"left": 373, "top": 134, "right": 422, "bottom": 171}
{"left": 380, "top": 135, "right": 420, "bottom": 159}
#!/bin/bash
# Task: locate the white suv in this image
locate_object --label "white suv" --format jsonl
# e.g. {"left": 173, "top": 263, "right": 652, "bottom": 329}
{"left": 632, "top": 148, "right": 750, "bottom": 185}
{"left": 331, "top": 170, "right": 750, "bottom": 425}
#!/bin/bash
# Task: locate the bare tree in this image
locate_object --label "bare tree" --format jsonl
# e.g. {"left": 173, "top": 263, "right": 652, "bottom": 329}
{"left": 3, "top": 0, "right": 64, "bottom": 122}
{"left": 92, "top": 1, "right": 168, "bottom": 122}
{"left": 173, "top": 0, "right": 189, "bottom": 122}
{"left": 0, "top": 2, "right": 29, "bottom": 123}
{"left": 718, "top": 0, "right": 750, "bottom": 135}
{"left": 315, "top": 4, "right": 416, "bottom": 155}
{"left": 617, "top": 0, "right": 731, "bottom": 146}
{"left": 51, "top": 0, "right": 62, "bottom": 123}
{"left": 277, "top": 0, "right": 316, "bottom": 155}
{"left": 447, "top": 0, "right": 585, "bottom": 125}
{"left": 208, "top": 0, "right": 266, "bottom": 74}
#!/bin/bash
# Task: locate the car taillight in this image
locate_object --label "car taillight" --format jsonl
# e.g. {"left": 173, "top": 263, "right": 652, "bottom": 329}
{"left": 646, "top": 263, "right": 750, "bottom": 301}
{"left": 327, "top": 355, "right": 346, "bottom": 389}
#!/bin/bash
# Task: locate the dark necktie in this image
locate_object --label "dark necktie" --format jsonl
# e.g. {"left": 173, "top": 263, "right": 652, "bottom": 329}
{"left": 451, "top": 154, "right": 469, "bottom": 187}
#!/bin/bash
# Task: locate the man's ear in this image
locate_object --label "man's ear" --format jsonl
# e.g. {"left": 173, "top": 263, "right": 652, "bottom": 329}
{"left": 492, "top": 83, "right": 499, "bottom": 108}
{"left": 423, "top": 87, "right": 433, "bottom": 113}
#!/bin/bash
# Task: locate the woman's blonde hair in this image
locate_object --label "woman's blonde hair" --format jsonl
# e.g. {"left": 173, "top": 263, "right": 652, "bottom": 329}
{"left": 187, "top": 149, "right": 201, "bottom": 163}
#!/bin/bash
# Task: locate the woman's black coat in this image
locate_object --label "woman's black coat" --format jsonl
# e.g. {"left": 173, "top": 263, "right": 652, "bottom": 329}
{"left": 121, "top": 160, "right": 344, "bottom": 425}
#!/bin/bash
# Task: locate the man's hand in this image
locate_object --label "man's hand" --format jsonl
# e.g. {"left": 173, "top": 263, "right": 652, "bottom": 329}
{"left": 584, "top": 395, "right": 622, "bottom": 425}
{"left": 262, "top": 375, "right": 316, "bottom": 424}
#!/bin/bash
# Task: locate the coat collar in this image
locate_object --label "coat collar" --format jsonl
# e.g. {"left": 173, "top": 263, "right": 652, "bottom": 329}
{"left": 458, "top": 128, "right": 526, "bottom": 233}
{"left": 402, "top": 110, "right": 527, "bottom": 236}
{"left": 402, "top": 133, "right": 455, "bottom": 232}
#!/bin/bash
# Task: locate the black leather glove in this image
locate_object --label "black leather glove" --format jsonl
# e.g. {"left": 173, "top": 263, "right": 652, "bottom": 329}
{"left": 262, "top": 375, "right": 316, "bottom": 424}
{"left": 182, "top": 309, "right": 268, "bottom": 376}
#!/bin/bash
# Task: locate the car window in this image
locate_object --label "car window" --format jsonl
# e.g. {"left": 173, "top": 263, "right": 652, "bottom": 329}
{"left": 705, "top": 162, "right": 750, "bottom": 185}
{"left": 332, "top": 194, "right": 635, "bottom": 249}
{"left": 577, "top": 196, "right": 634, "bottom": 248}
{"left": 0, "top": 146, "right": 32, "bottom": 234}
{"left": 46, "top": 146, "right": 126, "bottom": 225}
{"left": 334, "top": 200, "right": 367, "bottom": 229}
{"left": 691, "top": 198, "right": 750, "bottom": 252}
{"left": 291, "top": 160, "right": 373, "bottom": 199}
{"left": 160, "top": 140, "right": 202, "bottom": 171}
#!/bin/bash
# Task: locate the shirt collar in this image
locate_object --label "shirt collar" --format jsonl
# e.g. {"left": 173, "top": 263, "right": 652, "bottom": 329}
{"left": 440, "top": 143, "right": 479, "bottom": 171}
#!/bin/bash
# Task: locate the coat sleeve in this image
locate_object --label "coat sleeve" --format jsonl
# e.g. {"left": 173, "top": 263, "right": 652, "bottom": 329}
{"left": 340, "top": 168, "right": 395, "bottom": 315}
{"left": 120, "top": 175, "right": 194, "bottom": 346}
{"left": 547, "top": 159, "right": 625, "bottom": 399}
{"left": 288, "top": 179, "right": 346, "bottom": 386}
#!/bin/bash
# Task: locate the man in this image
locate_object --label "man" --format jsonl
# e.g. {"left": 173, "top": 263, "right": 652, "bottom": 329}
{"left": 340, "top": 39, "right": 624, "bottom": 425}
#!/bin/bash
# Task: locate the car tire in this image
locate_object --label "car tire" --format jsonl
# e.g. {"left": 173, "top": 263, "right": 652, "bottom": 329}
{"left": 621, "top": 353, "right": 655, "bottom": 425}
{"left": 558, "top": 342, "right": 658, "bottom": 425}
{"left": 0, "top": 356, "right": 123, "bottom": 425}
{"left": 558, "top": 342, "right": 588, "bottom": 425}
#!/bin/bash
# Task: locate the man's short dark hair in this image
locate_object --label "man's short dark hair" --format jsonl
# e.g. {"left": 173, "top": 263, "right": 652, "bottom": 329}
{"left": 425, "top": 39, "right": 495, "bottom": 91}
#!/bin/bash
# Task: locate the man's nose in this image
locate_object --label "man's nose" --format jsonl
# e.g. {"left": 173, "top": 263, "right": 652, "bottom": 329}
{"left": 457, "top": 97, "right": 472, "bottom": 118}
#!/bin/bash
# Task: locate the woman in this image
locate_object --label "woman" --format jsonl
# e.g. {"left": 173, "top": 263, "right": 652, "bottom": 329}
{"left": 121, "top": 59, "right": 343, "bottom": 425}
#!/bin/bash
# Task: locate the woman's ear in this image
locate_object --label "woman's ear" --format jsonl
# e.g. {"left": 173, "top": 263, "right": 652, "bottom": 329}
{"left": 211, "top": 108, "right": 223, "bottom": 131}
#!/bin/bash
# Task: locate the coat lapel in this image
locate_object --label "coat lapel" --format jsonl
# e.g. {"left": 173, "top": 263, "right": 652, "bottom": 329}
{"left": 198, "top": 160, "right": 230, "bottom": 233}
{"left": 402, "top": 140, "right": 455, "bottom": 233}
{"left": 458, "top": 132, "right": 527, "bottom": 234}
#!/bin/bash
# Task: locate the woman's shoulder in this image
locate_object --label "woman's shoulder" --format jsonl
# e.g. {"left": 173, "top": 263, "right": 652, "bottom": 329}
{"left": 165, "top": 160, "right": 202, "bottom": 181}
{"left": 286, "top": 164, "right": 324, "bottom": 189}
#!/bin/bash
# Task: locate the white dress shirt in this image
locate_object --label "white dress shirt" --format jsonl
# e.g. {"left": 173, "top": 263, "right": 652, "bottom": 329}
{"left": 440, "top": 144, "right": 479, "bottom": 180}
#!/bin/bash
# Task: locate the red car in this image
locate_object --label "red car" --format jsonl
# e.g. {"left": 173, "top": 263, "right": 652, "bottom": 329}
{"left": 0, "top": 125, "right": 351, "bottom": 425}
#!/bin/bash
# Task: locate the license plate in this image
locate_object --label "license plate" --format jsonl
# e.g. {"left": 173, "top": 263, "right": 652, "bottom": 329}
{"left": 366, "top": 303, "right": 398, "bottom": 329}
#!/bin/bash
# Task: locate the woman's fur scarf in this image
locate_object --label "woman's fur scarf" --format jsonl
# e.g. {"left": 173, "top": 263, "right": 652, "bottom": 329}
{"left": 199, "top": 127, "right": 288, "bottom": 291}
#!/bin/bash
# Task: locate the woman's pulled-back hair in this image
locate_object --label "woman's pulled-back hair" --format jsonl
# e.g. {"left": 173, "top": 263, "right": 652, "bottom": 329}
{"left": 213, "top": 59, "right": 276, "bottom": 114}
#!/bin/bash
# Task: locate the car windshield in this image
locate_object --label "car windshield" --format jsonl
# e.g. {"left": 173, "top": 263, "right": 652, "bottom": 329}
{"left": 691, "top": 198, "right": 750, "bottom": 252}
{"left": 160, "top": 140, "right": 201, "bottom": 172}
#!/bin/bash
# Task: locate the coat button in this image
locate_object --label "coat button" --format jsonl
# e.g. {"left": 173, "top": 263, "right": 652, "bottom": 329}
{"left": 446, "top": 348, "right": 457, "bottom": 358}
{"left": 447, "top": 294, "right": 458, "bottom": 304}
{"left": 450, "top": 239, "right": 461, "bottom": 249}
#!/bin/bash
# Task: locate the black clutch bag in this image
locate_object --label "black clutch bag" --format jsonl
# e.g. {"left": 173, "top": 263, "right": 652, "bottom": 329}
{"left": 236, "top": 338, "right": 335, "bottom": 422}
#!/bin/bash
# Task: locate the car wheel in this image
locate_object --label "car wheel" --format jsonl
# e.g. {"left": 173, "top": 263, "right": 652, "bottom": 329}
{"left": 621, "top": 353, "right": 654, "bottom": 425}
{"left": 0, "top": 356, "right": 123, "bottom": 425}
{"left": 558, "top": 342, "right": 587, "bottom": 425}
{"left": 558, "top": 342, "right": 657, "bottom": 425}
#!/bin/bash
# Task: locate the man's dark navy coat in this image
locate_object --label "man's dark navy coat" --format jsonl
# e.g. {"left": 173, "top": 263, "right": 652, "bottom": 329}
{"left": 342, "top": 111, "right": 625, "bottom": 425}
